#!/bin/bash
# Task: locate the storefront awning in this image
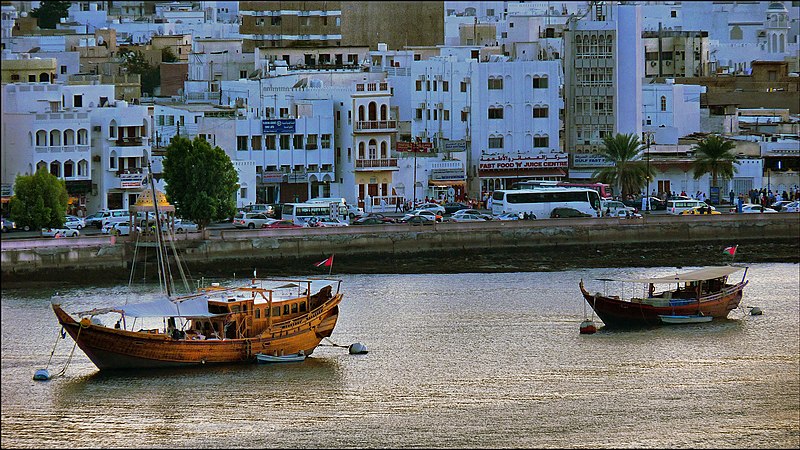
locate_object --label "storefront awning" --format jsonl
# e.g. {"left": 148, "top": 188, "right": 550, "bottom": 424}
{"left": 428, "top": 180, "right": 466, "bottom": 186}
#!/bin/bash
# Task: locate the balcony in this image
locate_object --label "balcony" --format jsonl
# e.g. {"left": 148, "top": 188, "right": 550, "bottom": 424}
{"left": 113, "top": 137, "right": 144, "bottom": 146}
{"left": 354, "top": 120, "right": 397, "bottom": 133}
{"left": 355, "top": 158, "right": 399, "bottom": 171}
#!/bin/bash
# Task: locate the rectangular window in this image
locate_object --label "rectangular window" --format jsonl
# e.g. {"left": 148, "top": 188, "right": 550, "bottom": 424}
{"left": 273, "top": 306, "right": 280, "bottom": 316}
{"left": 306, "top": 134, "right": 317, "bottom": 149}
{"left": 29, "top": 74, "right": 36, "bottom": 82}
{"left": 157, "top": 115, "right": 164, "bottom": 126}
{"left": 291, "top": 303, "right": 298, "bottom": 314}
{"left": 442, "top": 81, "right": 449, "bottom": 92}
{"left": 299, "top": 302, "right": 307, "bottom": 312}
{"left": 251, "top": 135, "right": 262, "bottom": 150}
{"left": 280, "top": 135, "right": 290, "bottom": 149}
{"left": 271, "top": 16, "right": 281, "bottom": 26}
{"left": 533, "top": 107, "right": 549, "bottom": 118}
{"left": 240, "top": 187, "right": 247, "bottom": 198}
{"left": 426, "top": 80, "right": 431, "bottom": 91}
{"left": 61, "top": 65, "right": 67, "bottom": 74}
{"left": 488, "top": 107, "right": 503, "bottom": 119}
{"left": 73, "top": 95, "right": 83, "bottom": 107}
{"left": 489, "top": 137, "right": 503, "bottom": 149}
{"left": 240, "top": 70, "right": 248, "bottom": 79}
{"left": 237, "top": 136, "right": 248, "bottom": 151}
{"left": 167, "top": 116, "right": 175, "bottom": 126}
{"left": 533, "top": 78, "right": 549, "bottom": 89}
{"left": 488, "top": 78, "right": 503, "bottom": 90}
{"left": 433, "top": 109, "right": 438, "bottom": 120}
{"left": 283, "top": 304, "right": 290, "bottom": 315}
{"left": 280, "top": 107, "right": 289, "bottom": 118}
{"left": 321, "top": 134, "right": 331, "bottom": 148}
{"left": 293, "top": 135, "right": 304, "bottom": 149}
{"left": 443, "top": 110, "right": 450, "bottom": 121}
{"left": 534, "top": 136, "right": 549, "bottom": 148}
{"left": 433, "top": 81, "right": 437, "bottom": 91}
{"left": 461, "top": 111, "right": 468, "bottom": 122}
{"left": 415, "top": 108, "right": 423, "bottom": 120}
{"left": 266, "top": 135, "right": 276, "bottom": 150}
{"left": 461, "top": 81, "right": 467, "bottom": 92}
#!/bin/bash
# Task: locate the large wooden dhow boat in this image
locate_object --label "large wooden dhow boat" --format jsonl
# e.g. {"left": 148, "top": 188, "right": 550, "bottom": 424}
{"left": 51, "top": 164, "right": 343, "bottom": 371}
{"left": 579, "top": 266, "right": 748, "bottom": 328}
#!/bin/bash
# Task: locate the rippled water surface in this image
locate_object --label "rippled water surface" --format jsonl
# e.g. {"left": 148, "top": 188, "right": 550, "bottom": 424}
{"left": 2, "top": 263, "right": 799, "bottom": 448}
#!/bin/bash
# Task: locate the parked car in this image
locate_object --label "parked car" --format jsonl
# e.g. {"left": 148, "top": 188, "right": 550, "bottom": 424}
{"left": 84, "top": 211, "right": 106, "bottom": 229}
{"left": 615, "top": 210, "right": 644, "bottom": 219}
{"left": 443, "top": 202, "right": 470, "bottom": 214}
{"left": 494, "top": 212, "right": 520, "bottom": 221}
{"left": 415, "top": 203, "right": 446, "bottom": 216}
{"left": 399, "top": 215, "right": 435, "bottom": 226}
{"left": 681, "top": 205, "right": 721, "bottom": 215}
{"left": 351, "top": 217, "right": 390, "bottom": 226}
{"left": 601, "top": 200, "right": 636, "bottom": 217}
{"left": 740, "top": 204, "right": 778, "bottom": 214}
{"left": 104, "top": 221, "right": 140, "bottom": 236}
{"left": 41, "top": 227, "right": 79, "bottom": 238}
{"left": 64, "top": 215, "right": 85, "bottom": 230}
{"left": 447, "top": 213, "right": 488, "bottom": 223}
{"left": 1, "top": 216, "right": 16, "bottom": 232}
{"left": 164, "top": 219, "right": 199, "bottom": 233}
{"left": 262, "top": 219, "right": 305, "bottom": 229}
{"left": 233, "top": 212, "right": 271, "bottom": 229}
{"left": 770, "top": 200, "right": 794, "bottom": 212}
{"left": 307, "top": 217, "right": 349, "bottom": 227}
{"left": 550, "top": 207, "right": 592, "bottom": 218}
{"left": 401, "top": 210, "right": 442, "bottom": 223}
{"left": 782, "top": 201, "right": 800, "bottom": 213}
{"left": 363, "top": 213, "right": 396, "bottom": 223}
{"left": 452, "top": 209, "right": 492, "bottom": 220}
{"left": 623, "top": 197, "right": 665, "bottom": 211}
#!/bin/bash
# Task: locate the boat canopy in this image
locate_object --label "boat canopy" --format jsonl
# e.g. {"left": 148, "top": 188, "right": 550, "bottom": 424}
{"left": 73, "top": 295, "right": 224, "bottom": 318}
{"left": 603, "top": 266, "right": 745, "bottom": 284}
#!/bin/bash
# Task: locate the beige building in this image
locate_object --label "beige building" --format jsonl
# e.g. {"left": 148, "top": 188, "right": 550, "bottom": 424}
{"left": 0, "top": 55, "right": 56, "bottom": 83}
{"left": 643, "top": 29, "right": 711, "bottom": 78}
{"left": 239, "top": 1, "right": 443, "bottom": 52}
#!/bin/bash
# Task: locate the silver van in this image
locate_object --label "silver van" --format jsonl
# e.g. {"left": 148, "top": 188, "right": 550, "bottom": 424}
{"left": 666, "top": 199, "right": 709, "bottom": 215}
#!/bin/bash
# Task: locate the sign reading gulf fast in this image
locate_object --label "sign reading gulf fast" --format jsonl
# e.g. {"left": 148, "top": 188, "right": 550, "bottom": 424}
{"left": 478, "top": 152, "right": 568, "bottom": 171}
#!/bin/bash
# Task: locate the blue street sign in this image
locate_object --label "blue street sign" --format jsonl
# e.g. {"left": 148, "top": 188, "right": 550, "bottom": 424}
{"left": 262, "top": 119, "right": 296, "bottom": 134}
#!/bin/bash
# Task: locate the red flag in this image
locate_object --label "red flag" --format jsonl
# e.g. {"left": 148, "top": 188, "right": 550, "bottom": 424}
{"left": 723, "top": 245, "right": 738, "bottom": 256}
{"left": 315, "top": 255, "right": 333, "bottom": 267}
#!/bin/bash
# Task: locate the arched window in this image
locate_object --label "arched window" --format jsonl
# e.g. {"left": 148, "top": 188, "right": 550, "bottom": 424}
{"left": 109, "top": 119, "right": 117, "bottom": 139}
{"left": 380, "top": 104, "right": 388, "bottom": 121}
{"left": 50, "top": 161, "right": 61, "bottom": 177}
{"left": 50, "top": 130, "right": 61, "bottom": 146}
{"left": 78, "top": 159, "right": 88, "bottom": 177}
{"left": 141, "top": 118, "right": 149, "bottom": 138}
{"left": 771, "top": 34, "right": 778, "bottom": 53}
{"left": 37, "top": 161, "right": 47, "bottom": 172}
{"left": 380, "top": 141, "right": 387, "bottom": 158}
{"left": 64, "top": 160, "right": 75, "bottom": 178}
{"left": 368, "top": 102, "right": 377, "bottom": 121}
{"left": 36, "top": 130, "right": 47, "bottom": 146}
{"left": 358, "top": 142, "right": 365, "bottom": 159}
{"left": 730, "top": 26, "right": 742, "bottom": 40}
{"left": 64, "top": 129, "right": 76, "bottom": 146}
{"left": 77, "top": 129, "right": 88, "bottom": 145}
{"left": 39, "top": 73, "right": 50, "bottom": 82}
{"left": 358, "top": 105, "right": 365, "bottom": 122}
{"left": 109, "top": 150, "right": 117, "bottom": 169}
{"left": 660, "top": 96, "right": 667, "bottom": 111}
{"left": 368, "top": 139, "right": 377, "bottom": 159}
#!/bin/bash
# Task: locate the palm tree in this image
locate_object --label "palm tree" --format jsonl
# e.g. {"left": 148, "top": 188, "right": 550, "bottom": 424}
{"left": 593, "top": 133, "right": 654, "bottom": 199}
{"left": 691, "top": 135, "right": 738, "bottom": 189}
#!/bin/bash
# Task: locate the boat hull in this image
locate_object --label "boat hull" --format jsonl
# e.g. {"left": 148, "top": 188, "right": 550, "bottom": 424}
{"left": 52, "top": 294, "right": 341, "bottom": 371}
{"left": 579, "top": 281, "right": 746, "bottom": 328}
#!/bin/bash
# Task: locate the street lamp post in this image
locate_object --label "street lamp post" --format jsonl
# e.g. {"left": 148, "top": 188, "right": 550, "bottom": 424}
{"left": 644, "top": 131, "right": 654, "bottom": 212}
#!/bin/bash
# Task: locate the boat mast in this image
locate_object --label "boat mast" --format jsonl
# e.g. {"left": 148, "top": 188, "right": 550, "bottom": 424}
{"left": 146, "top": 156, "right": 172, "bottom": 297}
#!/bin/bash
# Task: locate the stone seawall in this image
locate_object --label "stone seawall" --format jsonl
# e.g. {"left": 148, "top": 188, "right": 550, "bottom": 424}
{"left": 2, "top": 214, "right": 798, "bottom": 284}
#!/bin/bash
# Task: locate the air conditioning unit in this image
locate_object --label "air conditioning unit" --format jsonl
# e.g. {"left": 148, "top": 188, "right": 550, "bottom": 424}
{"left": 665, "top": 60, "right": 672, "bottom": 66}
{"left": 462, "top": 106, "right": 470, "bottom": 113}
{"left": 434, "top": 75, "right": 443, "bottom": 81}
{"left": 419, "top": 102, "right": 427, "bottom": 109}
{"left": 463, "top": 77, "right": 470, "bottom": 83}
{"left": 436, "top": 102, "right": 444, "bottom": 109}
{"left": 650, "top": 61, "right": 657, "bottom": 67}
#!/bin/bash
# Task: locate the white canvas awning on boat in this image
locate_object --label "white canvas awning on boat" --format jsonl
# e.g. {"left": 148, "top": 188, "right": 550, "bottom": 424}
{"left": 603, "top": 266, "right": 746, "bottom": 284}
{"left": 111, "top": 295, "right": 222, "bottom": 318}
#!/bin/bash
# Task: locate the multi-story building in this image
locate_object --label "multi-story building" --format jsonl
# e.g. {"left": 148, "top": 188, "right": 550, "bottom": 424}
{"left": 643, "top": 29, "right": 710, "bottom": 78}
{"left": 642, "top": 81, "right": 705, "bottom": 145}
{"left": 1, "top": 80, "right": 151, "bottom": 213}
{"left": 239, "top": 1, "right": 443, "bottom": 52}
{"left": 563, "top": 1, "right": 643, "bottom": 181}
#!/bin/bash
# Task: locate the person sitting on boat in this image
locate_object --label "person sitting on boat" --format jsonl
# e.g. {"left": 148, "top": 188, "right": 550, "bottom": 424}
{"left": 194, "top": 331, "right": 205, "bottom": 340}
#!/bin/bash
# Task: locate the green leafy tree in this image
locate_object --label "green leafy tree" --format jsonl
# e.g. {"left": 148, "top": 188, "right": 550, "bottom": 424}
{"left": 691, "top": 135, "right": 738, "bottom": 188}
{"left": 9, "top": 168, "right": 68, "bottom": 231}
{"left": 161, "top": 47, "right": 179, "bottom": 63}
{"left": 592, "top": 133, "right": 654, "bottom": 199}
{"left": 162, "top": 136, "right": 238, "bottom": 229}
{"left": 121, "top": 49, "right": 160, "bottom": 96}
{"left": 30, "top": 1, "right": 71, "bottom": 29}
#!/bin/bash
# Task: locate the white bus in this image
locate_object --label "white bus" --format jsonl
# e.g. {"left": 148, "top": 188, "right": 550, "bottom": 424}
{"left": 282, "top": 202, "right": 349, "bottom": 226}
{"left": 306, "top": 197, "right": 363, "bottom": 219}
{"left": 491, "top": 187, "right": 602, "bottom": 218}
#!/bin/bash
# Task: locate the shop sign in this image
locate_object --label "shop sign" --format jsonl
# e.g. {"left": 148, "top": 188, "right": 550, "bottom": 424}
{"left": 478, "top": 152, "right": 568, "bottom": 171}
{"left": 431, "top": 168, "right": 465, "bottom": 181}
{"left": 262, "top": 119, "right": 296, "bottom": 134}
{"left": 120, "top": 173, "right": 145, "bottom": 189}
{"left": 260, "top": 171, "right": 284, "bottom": 183}
{"left": 396, "top": 141, "right": 434, "bottom": 153}
{"left": 572, "top": 153, "right": 614, "bottom": 168}
{"left": 287, "top": 173, "right": 308, "bottom": 184}
{"left": 443, "top": 140, "right": 467, "bottom": 152}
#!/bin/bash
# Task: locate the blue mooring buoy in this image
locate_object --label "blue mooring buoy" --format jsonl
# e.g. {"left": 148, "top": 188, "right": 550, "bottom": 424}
{"left": 33, "top": 368, "right": 51, "bottom": 381}
{"left": 348, "top": 342, "right": 368, "bottom": 354}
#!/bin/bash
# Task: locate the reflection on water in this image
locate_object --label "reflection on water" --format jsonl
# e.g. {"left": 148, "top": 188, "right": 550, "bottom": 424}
{"left": 2, "top": 263, "right": 798, "bottom": 448}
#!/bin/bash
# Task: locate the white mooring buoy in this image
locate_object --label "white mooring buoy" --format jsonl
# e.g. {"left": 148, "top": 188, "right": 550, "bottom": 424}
{"left": 348, "top": 342, "right": 368, "bottom": 354}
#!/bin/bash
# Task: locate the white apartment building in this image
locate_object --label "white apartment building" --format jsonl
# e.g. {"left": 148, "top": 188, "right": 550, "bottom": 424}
{"left": 563, "top": 1, "right": 643, "bottom": 180}
{"left": 407, "top": 53, "right": 564, "bottom": 200}
{"left": 642, "top": 81, "right": 705, "bottom": 145}
{"left": 1, "top": 81, "right": 150, "bottom": 214}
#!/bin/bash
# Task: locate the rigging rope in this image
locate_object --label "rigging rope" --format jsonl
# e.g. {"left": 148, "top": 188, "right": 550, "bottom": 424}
{"left": 53, "top": 322, "right": 84, "bottom": 378}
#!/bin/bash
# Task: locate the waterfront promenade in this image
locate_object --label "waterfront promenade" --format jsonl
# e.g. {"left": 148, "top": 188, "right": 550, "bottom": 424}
{"left": 2, "top": 213, "right": 798, "bottom": 283}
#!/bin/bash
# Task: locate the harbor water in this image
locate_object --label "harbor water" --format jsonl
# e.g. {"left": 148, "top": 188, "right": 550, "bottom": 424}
{"left": 1, "top": 263, "right": 798, "bottom": 448}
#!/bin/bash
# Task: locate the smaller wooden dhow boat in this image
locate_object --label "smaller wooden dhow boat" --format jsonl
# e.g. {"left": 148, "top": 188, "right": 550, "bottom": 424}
{"left": 579, "top": 266, "right": 748, "bottom": 328}
{"left": 256, "top": 351, "right": 306, "bottom": 364}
